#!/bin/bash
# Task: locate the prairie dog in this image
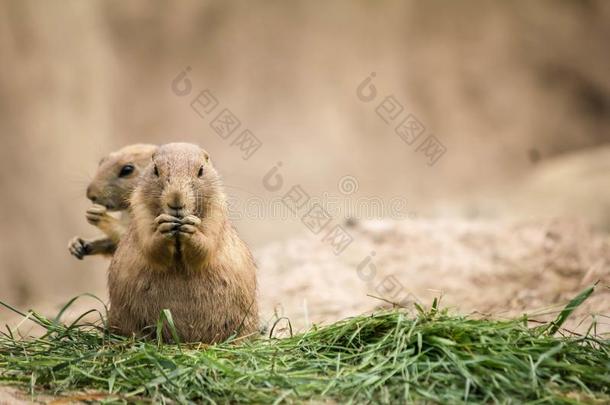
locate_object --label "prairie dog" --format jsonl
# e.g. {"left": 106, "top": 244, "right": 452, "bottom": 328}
{"left": 108, "top": 143, "right": 258, "bottom": 343}
{"left": 68, "top": 144, "right": 157, "bottom": 259}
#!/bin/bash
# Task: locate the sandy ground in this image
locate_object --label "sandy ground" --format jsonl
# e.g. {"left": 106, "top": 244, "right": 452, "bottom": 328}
{"left": 0, "top": 387, "right": 30, "bottom": 405}
{"left": 257, "top": 217, "right": 610, "bottom": 333}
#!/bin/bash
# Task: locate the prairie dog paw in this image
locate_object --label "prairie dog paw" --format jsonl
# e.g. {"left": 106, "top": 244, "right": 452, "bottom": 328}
{"left": 178, "top": 215, "right": 201, "bottom": 235}
{"left": 68, "top": 237, "right": 90, "bottom": 260}
{"left": 181, "top": 215, "right": 201, "bottom": 226}
{"left": 178, "top": 224, "right": 197, "bottom": 234}
{"left": 154, "top": 214, "right": 181, "bottom": 238}
{"left": 86, "top": 204, "right": 112, "bottom": 226}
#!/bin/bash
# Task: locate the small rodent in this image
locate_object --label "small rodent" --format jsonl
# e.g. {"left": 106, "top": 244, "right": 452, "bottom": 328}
{"left": 108, "top": 142, "right": 259, "bottom": 343}
{"left": 68, "top": 144, "right": 158, "bottom": 259}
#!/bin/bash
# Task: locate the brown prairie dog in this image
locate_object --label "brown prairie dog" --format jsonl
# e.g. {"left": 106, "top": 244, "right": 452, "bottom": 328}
{"left": 108, "top": 142, "right": 259, "bottom": 343}
{"left": 68, "top": 144, "right": 157, "bottom": 259}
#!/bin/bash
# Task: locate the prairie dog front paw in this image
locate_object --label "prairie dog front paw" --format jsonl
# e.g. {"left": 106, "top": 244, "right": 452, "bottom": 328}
{"left": 68, "top": 237, "right": 90, "bottom": 260}
{"left": 178, "top": 215, "right": 201, "bottom": 235}
{"left": 154, "top": 214, "right": 182, "bottom": 239}
{"left": 87, "top": 204, "right": 124, "bottom": 242}
{"left": 86, "top": 204, "right": 112, "bottom": 226}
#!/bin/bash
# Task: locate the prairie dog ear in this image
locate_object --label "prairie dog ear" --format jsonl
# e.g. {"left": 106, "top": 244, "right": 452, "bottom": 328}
{"left": 202, "top": 150, "right": 210, "bottom": 163}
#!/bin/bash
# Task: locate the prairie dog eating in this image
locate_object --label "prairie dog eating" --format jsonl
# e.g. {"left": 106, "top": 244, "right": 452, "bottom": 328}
{"left": 68, "top": 144, "right": 157, "bottom": 259}
{"left": 107, "top": 142, "right": 259, "bottom": 343}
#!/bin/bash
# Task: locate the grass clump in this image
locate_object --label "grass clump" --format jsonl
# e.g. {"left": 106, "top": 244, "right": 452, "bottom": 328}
{"left": 0, "top": 287, "right": 609, "bottom": 404}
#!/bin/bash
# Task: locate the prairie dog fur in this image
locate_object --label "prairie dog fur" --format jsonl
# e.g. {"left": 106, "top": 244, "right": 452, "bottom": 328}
{"left": 68, "top": 144, "right": 157, "bottom": 259}
{"left": 108, "top": 142, "right": 258, "bottom": 343}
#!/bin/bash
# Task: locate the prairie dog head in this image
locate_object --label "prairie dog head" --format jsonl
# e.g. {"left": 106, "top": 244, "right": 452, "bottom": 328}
{"left": 136, "top": 143, "right": 223, "bottom": 219}
{"left": 87, "top": 144, "right": 158, "bottom": 211}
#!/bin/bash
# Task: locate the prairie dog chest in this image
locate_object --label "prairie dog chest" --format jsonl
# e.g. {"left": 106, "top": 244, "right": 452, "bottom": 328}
{"left": 125, "top": 269, "right": 218, "bottom": 306}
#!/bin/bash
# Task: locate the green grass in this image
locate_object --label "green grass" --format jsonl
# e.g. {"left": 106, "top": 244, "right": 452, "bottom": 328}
{"left": 0, "top": 286, "right": 608, "bottom": 404}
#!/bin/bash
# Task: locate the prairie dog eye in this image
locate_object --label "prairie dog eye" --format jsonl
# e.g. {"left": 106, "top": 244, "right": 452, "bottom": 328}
{"left": 153, "top": 165, "right": 159, "bottom": 177}
{"left": 119, "top": 164, "right": 135, "bottom": 178}
{"left": 198, "top": 166, "right": 204, "bottom": 178}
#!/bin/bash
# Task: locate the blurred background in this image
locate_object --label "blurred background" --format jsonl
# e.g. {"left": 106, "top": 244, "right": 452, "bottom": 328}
{"left": 1, "top": 0, "right": 609, "bottom": 317}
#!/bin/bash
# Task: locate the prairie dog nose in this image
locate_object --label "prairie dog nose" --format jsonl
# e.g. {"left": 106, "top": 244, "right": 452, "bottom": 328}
{"left": 166, "top": 191, "right": 185, "bottom": 210}
{"left": 87, "top": 185, "right": 98, "bottom": 202}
